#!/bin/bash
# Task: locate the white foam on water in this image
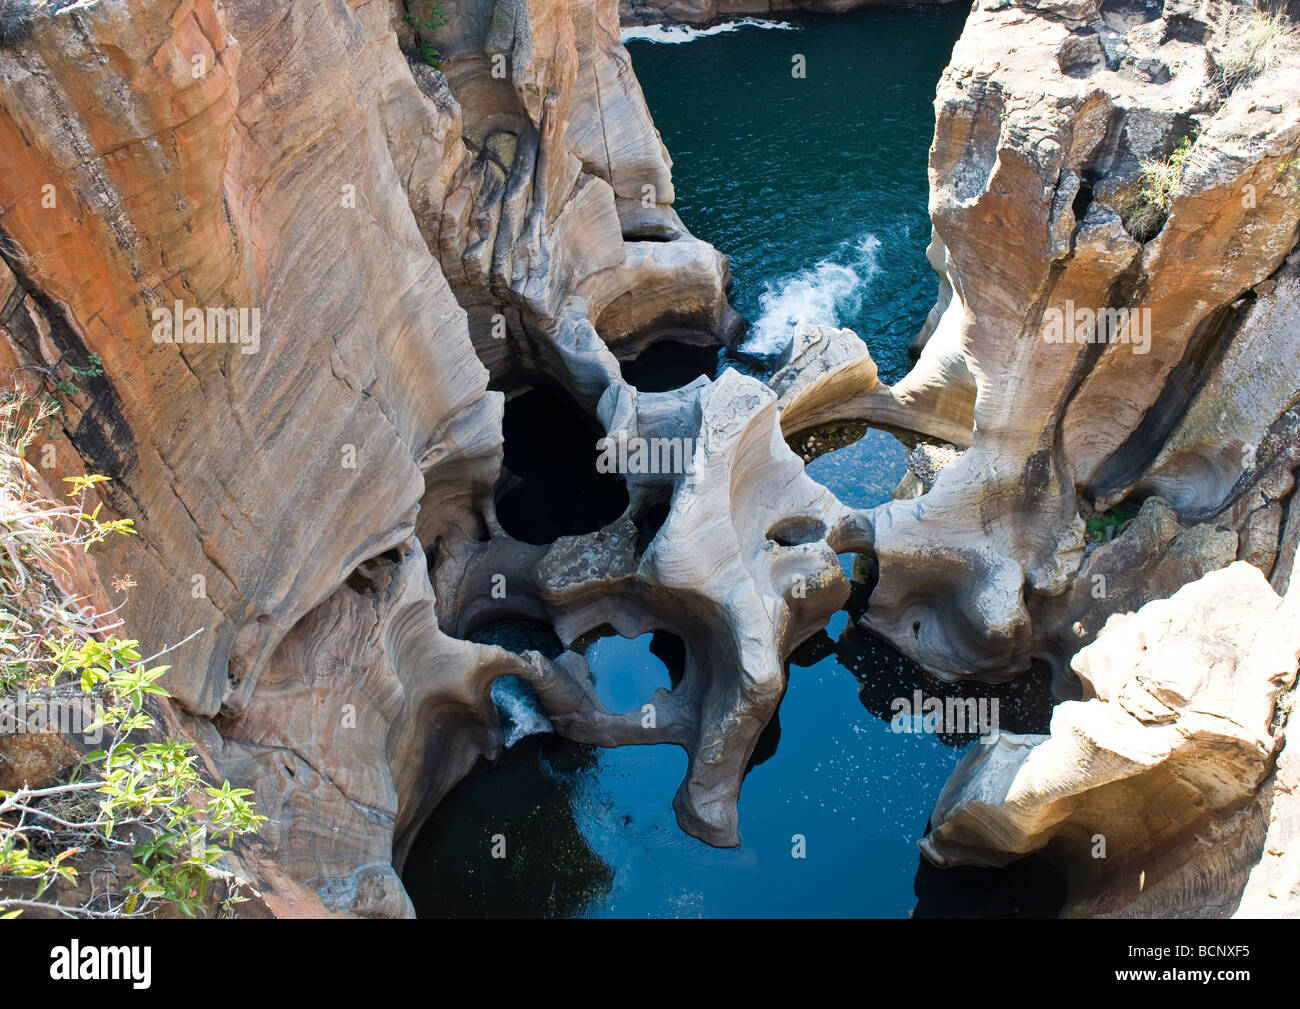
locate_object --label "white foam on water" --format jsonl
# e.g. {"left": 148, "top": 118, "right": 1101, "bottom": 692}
{"left": 491, "top": 675, "right": 554, "bottom": 747}
{"left": 741, "top": 232, "right": 882, "bottom": 357}
{"left": 620, "top": 19, "right": 797, "bottom": 45}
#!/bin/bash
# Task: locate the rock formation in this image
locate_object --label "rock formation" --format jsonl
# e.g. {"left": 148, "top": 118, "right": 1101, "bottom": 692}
{"left": 782, "top": 0, "right": 1300, "bottom": 692}
{"left": 921, "top": 557, "right": 1300, "bottom": 917}
{"left": 2, "top": 0, "right": 1297, "bottom": 921}
{"left": 763, "top": 0, "right": 1300, "bottom": 916}
{"left": 0, "top": 0, "right": 846, "bottom": 915}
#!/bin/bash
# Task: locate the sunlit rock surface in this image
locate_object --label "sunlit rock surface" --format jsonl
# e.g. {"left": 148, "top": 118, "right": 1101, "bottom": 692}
{"left": 921, "top": 558, "right": 1300, "bottom": 918}
{"left": 784, "top": 0, "right": 1300, "bottom": 687}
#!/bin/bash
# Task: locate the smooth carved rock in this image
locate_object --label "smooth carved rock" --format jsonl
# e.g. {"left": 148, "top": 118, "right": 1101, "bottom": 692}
{"left": 435, "top": 368, "right": 869, "bottom": 846}
{"left": 781, "top": 0, "right": 1300, "bottom": 684}
{"left": 921, "top": 559, "right": 1300, "bottom": 917}
{"left": 0, "top": 0, "right": 502, "bottom": 722}
{"left": 772, "top": 323, "right": 976, "bottom": 446}
{"left": 4, "top": 0, "right": 1299, "bottom": 922}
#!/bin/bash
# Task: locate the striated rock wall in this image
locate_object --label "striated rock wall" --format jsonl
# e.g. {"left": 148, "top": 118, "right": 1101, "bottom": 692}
{"left": 3, "top": 0, "right": 1297, "bottom": 921}
{"left": 768, "top": 0, "right": 1300, "bottom": 916}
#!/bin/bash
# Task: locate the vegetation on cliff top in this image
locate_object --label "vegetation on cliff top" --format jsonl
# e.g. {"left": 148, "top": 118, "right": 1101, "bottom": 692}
{"left": 1123, "top": 134, "right": 1196, "bottom": 242}
{"left": 1214, "top": 6, "right": 1300, "bottom": 93}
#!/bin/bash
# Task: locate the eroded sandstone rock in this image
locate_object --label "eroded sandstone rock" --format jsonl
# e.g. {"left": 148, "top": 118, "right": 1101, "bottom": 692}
{"left": 920, "top": 556, "right": 1300, "bottom": 920}
{"left": 921, "top": 558, "right": 1300, "bottom": 917}
{"left": 783, "top": 0, "right": 1300, "bottom": 686}
{"left": 0, "top": 0, "right": 737, "bottom": 914}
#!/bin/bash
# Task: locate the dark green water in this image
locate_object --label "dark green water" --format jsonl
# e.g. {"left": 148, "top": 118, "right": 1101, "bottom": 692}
{"left": 403, "top": 10, "right": 1064, "bottom": 918}
{"left": 627, "top": 9, "right": 969, "bottom": 379}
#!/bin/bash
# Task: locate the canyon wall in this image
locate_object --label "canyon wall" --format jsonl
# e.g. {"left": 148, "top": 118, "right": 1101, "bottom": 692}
{"left": 0, "top": 0, "right": 739, "bottom": 915}
{"left": 788, "top": 0, "right": 1300, "bottom": 691}
{"left": 0, "top": 0, "right": 845, "bottom": 915}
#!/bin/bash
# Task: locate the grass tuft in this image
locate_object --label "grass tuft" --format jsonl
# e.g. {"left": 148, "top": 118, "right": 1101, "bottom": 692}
{"left": 1123, "top": 135, "right": 1196, "bottom": 242}
{"left": 1214, "top": 7, "right": 1300, "bottom": 92}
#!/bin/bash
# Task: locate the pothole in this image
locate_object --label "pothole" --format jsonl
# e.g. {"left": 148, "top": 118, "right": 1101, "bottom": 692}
{"left": 618, "top": 339, "right": 718, "bottom": 392}
{"left": 766, "top": 516, "right": 827, "bottom": 547}
{"left": 495, "top": 384, "right": 629, "bottom": 545}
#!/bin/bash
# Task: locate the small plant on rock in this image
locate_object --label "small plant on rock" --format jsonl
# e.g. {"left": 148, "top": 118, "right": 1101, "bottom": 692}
{"left": 403, "top": 1, "right": 449, "bottom": 69}
{"left": 1214, "top": 6, "right": 1300, "bottom": 92}
{"left": 1085, "top": 501, "right": 1142, "bottom": 545}
{"left": 1123, "top": 135, "right": 1196, "bottom": 242}
{"left": 0, "top": 391, "right": 265, "bottom": 918}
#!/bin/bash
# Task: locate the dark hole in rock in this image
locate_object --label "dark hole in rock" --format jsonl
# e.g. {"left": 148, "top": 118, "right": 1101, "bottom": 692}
{"left": 634, "top": 499, "right": 671, "bottom": 556}
{"left": 766, "top": 516, "right": 827, "bottom": 547}
{"left": 469, "top": 618, "right": 565, "bottom": 660}
{"left": 495, "top": 384, "right": 629, "bottom": 545}
{"left": 1072, "top": 175, "right": 1096, "bottom": 223}
{"left": 618, "top": 339, "right": 718, "bottom": 392}
{"left": 344, "top": 568, "right": 373, "bottom": 594}
{"left": 911, "top": 849, "right": 1067, "bottom": 918}
{"left": 648, "top": 629, "right": 686, "bottom": 687}
{"left": 621, "top": 228, "right": 679, "bottom": 243}
{"left": 345, "top": 545, "right": 407, "bottom": 594}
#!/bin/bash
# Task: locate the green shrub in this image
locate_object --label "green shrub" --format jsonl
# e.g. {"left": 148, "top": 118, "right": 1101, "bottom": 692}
{"left": 1085, "top": 501, "right": 1141, "bottom": 545}
{"left": 403, "top": 1, "right": 449, "bottom": 69}
{"left": 0, "top": 392, "right": 264, "bottom": 918}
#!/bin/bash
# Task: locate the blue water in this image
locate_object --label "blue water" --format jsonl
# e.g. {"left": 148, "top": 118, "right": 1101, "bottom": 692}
{"left": 402, "top": 9, "right": 1063, "bottom": 918}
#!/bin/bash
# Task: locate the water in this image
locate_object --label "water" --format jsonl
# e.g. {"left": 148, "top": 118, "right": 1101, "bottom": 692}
{"left": 620, "top": 18, "right": 799, "bottom": 45}
{"left": 402, "top": 9, "right": 1065, "bottom": 917}
{"left": 404, "top": 611, "right": 1058, "bottom": 917}
{"left": 625, "top": 7, "right": 970, "bottom": 379}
